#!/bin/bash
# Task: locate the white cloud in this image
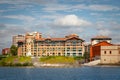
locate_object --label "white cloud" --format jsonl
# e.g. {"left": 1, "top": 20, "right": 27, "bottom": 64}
{"left": 4, "top": 15, "right": 35, "bottom": 23}
{"left": 0, "top": 0, "right": 57, "bottom": 5}
{"left": 88, "top": 5, "right": 119, "bottom": 11}
{"left": 43, "top": 3, "right": 120, "bottom": 12}
{"left": 54, "top": 14, "right": 92, "bottom": 27}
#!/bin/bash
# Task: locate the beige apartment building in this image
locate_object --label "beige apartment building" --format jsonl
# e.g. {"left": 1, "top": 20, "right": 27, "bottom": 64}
{"left": 101, "top": 45, "right": 120, "bottom": 64}
{"left": 18, "top": 32, "right": 85, "bottom": 57}
{"left": 12, "top": 35, "right": 25, "bottom": 46}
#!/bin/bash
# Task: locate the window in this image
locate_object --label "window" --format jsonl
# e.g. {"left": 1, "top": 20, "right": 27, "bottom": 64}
{"left": 58, "top": 53, "right": 61, "bottom": 56}
{"left": 104, "top": 59, "right": 106, "bottom": 61}
{"left": 110, "top": 51, "right": 112, "bottom": 54}
{"left": 53, "top": 53, "right": 55, "bottom": 56}
{"left": 73, "top": 53, "right": 76, "bottom": 56}
{"left": 79, "top": 53, "right": 82, "bottom": 56}
{"left": 67, "top": 53, "right": 70, "bottom": 56}
{"left": 104, "top": 51, "right": 106, "bottom": 54}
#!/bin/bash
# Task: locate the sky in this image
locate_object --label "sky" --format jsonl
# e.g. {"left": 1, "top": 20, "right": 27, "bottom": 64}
{"left": 0, "top": 0, "right": 120, "bottom": 52}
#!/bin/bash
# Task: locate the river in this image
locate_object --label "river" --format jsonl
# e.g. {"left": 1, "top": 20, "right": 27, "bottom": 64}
{"left": 0, "top": 66, "right": 120, "bottom": 80}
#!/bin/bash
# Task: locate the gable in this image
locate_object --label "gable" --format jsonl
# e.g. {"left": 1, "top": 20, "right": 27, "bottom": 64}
{"left": 66, "top": 37, "right": 84, "bottom": 42}
{"left": 93, "top": 41, "right": 113, "bottom": 47}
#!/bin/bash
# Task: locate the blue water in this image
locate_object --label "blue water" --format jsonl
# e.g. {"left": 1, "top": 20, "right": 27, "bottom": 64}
{"left": 0, "top": 67, "right": 120, "bottom": 80}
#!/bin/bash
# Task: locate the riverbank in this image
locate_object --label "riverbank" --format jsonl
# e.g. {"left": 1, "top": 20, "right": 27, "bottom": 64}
{"left": 0, "top": 56, "right": 33, "bottom": 67}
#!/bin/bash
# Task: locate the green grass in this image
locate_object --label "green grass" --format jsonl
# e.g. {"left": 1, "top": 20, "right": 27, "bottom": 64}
{"left": 19, "top": 56, "right": 31, "bottom": 63}
{"left": 40, "top": 56, "right": 75, "bottom": 64}
{"left": 0, "top": 56, "right": 32, "bottom": 66}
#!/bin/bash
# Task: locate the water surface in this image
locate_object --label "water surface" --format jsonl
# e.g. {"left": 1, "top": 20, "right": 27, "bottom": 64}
{"left": 0, "top": 66, "right": 120, "bottom": 80}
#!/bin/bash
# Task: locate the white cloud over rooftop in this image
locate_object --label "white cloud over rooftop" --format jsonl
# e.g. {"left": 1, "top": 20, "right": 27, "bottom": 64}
{"left": 54, "top": 14, "right": 92, "bottom": 27}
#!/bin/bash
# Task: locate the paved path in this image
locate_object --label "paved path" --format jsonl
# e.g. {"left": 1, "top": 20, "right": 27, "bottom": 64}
{"left": 83, "top": 60, "right": 100, "bottom": 66}
{"left": 31, "top": 57, "right": 42, "bottom": 67}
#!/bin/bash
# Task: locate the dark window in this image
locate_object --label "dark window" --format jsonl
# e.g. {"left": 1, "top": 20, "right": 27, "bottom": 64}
{"left": 67, "top": 53, "right": 70, "bottom": 56}
{"left": 110, "top": 51, "right": 112, "bottom": 54}
{"left": 79, "top": 53, "right": 82, "bottom": 56}
{"left": 104, "top": 51, "right": 106, "bottom": 54}
{"left": 58, "top": 53, "right": 61, "bottom": 56}
{"left": 73, "top": 53, "right": 76, "bottom": 56}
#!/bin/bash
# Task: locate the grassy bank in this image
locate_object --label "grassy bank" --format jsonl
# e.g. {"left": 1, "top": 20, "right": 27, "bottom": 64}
{"left": 40, "top": 56, "right": 77, "bottom": 64}
{"left": 0, "top": 56, "right": 33, "bottom": 66}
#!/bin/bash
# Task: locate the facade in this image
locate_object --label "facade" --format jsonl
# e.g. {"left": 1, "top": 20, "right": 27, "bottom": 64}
{"left": 2, "top": 48, "right": 10, "bottom": 55}
{"left": 101, "top": 45, "right": 120, "bottom": 64}
{"left": 12, "top": 35, "right": 25, "bottom": 46}
{"left": 90, "top": 41, "right": 113, "bottom": 61}
{"left": 91, "top": 35, "right": 112, "bottom": 45}
{"left": 18, "top": 32, "right": 85, "bottom": 57}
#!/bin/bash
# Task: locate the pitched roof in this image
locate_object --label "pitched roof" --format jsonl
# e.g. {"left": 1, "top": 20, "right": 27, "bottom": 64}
{"left": 91, "top": 35, "right": 111, "bottom": 40}
{"left": 91, "top": 41, "right": 113, "bottom": 47}
{"left": 36, "top": 36, "right": 84, "bottom": 41}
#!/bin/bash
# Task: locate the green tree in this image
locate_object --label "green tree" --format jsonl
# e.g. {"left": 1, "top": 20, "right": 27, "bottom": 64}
{"left": 84, "top": 52, "right": 90, "bottom": 62}
{"left": 10, "top": 45, "right": 18, "bottom": 56}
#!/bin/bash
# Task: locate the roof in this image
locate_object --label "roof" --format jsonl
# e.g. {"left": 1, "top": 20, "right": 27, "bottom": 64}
{"left": 91, "top": 41, "right": 113, "bottom": 47}
{"left": 36, "top": 36, "right": 84, "bottom": 42}
{"left": 18, "top": 40, "right": 25, "bottom": 43}
{"left": 91, "top": 35, "right": 112, "bottom": 40}
{"left": 37, "top": 38, "right": 66, "bottom": 41}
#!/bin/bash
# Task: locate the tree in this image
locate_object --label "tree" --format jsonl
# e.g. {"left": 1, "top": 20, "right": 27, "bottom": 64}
{"left": 84, "top": 52, "right": 90, "bottom": 62}
{"left": 10, "top": 45, "right": 18, "bottom": 56}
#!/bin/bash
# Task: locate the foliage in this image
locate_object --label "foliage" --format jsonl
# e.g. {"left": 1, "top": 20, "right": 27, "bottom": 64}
{"left": 83, "top": 52, "right": 90, "bottom": 59}
{"left": 74, "top": 56, "right": 84, "bottom": 60}
{"left": 10, "top": 45, "right": 18, "bottom": 56}
{"left": 19, "top": 56, "right": 31, "bottom": 63}
{"left": 0, "top": 56, "right": 32, "bottom": 66}
{"left": 40, "top": 56, "right": 75, "bottom": 64}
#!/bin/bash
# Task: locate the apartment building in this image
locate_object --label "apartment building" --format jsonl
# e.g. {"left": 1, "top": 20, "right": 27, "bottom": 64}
{"left": 18, "top": 32, "right": 85, "bottom": 57}
{"left": 12, "top": 35, "right": 25, "bottom": 46}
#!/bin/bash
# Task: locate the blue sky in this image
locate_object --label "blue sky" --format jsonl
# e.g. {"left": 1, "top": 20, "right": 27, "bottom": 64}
{"left": 0, "top": 0, "right": 120, "bottom": 52}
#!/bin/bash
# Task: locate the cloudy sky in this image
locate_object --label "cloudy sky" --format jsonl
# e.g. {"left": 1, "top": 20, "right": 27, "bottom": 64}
{"left": 0, "top": 0, "right": 120, "bottom": 52}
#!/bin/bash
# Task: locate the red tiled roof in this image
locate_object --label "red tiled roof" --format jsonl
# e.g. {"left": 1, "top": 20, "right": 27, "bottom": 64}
{"left": 91, "top": 41, "right": 113, "bottom": 47}
{"left": 36, "top": 36, "right": 84, "bottom": 41}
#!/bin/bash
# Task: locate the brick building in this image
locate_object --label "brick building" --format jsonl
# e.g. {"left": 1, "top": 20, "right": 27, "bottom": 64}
{"left": 2, "top": 48, "right": 10, "bottom": 55}
{"left": 90, "top": 41, "right": 113, "bottom": 61}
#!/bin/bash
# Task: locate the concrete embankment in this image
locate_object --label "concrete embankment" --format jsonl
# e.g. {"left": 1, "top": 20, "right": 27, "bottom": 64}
{"left": 32, "top": 57, "right": 81, "bottom": 68}
{"left": 33, "top": 62, "right": 81, "bottom": 68}
{"left": 83, "top": 60, "right": 100, "bottom": 66}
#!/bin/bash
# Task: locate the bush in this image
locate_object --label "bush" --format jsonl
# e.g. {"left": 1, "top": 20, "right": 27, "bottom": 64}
{"left": 74, "top": 56, "right": 84, "bottom": 60}
{"left": 0, "top": 56, "right": 32, "bottom": 67}
{"left": 22, "top": 62, "right": 33, "bottom": 66}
